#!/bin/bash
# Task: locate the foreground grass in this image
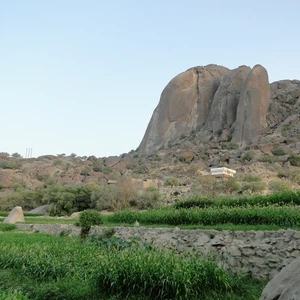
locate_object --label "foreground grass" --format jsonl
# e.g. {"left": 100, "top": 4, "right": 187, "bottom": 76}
{"left": 0, "top": 232, "right": 265, "bottom": 299}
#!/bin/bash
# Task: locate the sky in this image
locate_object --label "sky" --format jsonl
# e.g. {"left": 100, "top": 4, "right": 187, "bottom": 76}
{"left": 1, "top": 0, "right": 300, "bottom": 158}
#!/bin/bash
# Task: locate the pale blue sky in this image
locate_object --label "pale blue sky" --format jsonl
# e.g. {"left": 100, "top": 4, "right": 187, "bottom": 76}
{"left": 1, "top": 0, "right": 299, "bottom": 158}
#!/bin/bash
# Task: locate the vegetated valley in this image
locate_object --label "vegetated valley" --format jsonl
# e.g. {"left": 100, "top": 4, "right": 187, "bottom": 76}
{"left": 1, "top": 64, "right": 300, "bottom": 299}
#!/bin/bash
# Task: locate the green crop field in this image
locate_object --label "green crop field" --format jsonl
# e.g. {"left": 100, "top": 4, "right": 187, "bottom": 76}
{"left": 0, "top": 232, "right": 265, "bottom": 299}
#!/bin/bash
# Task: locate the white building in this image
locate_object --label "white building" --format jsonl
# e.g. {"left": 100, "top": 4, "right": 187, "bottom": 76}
{"left": 210, "top": 167, "right": 236, "bottom": 177}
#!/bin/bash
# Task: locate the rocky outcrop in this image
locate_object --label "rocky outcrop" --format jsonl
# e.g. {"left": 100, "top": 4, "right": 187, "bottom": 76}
{"left": 232, "top": 65, "right": 271, "bottom": 146}
{"left": 4, "top": 206, "right": 25, "bottom": 224}
{"left": 260, "top": 256, "right": 300, "bottom": 300}
{"left": 139, "top": 64, "right": 273, "bottom": 154}
{"left": 204, "top": 65, "right": 251, "bottom": 136}
{"left": 139, "top": 65, "right": 229, "bottom": 154}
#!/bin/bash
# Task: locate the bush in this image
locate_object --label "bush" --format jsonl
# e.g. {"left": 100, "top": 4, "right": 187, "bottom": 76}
{"left": 221, "top": 142, "right": 238, "bottom": 150}
{"left": 259, "top": 155, "right": 278, "bottom": 163}
{"left": 92, "top": 178, "right": 137, "bottom": 211}
{"left": 80, "top": 167, "right": 91, "bottom": 176}
{"left": 165, "top": 177, "right": 179, "bottom": 188}
{"left": 271, "top": 148, "right": 286, "bottom": 156}
{"left": 191, "top": 177, "right": 222, "bottom": 198}
{"left": 241, "top": 151, "right": 254, "bottom": 162}
{"left": 79, "top": 209, "right": 103, "bottom": 238}
{"left": 0, "top": 160, "right": 21, "bottom": 169}
{"left": 288, "top": 155, "right": 300, "bottom": 166}
{"left": 241, "top": 174, "right": 265, "bottom": 194}
{"left": 222, "top": 177, "right": 242, "bottom": 195}
{"left": 289, "top": 170, "right": 300, "bottom": 185}
{"left": 268, "top": 180, "right": 292, "bottom": 193}
{"left": 135, "top": 187, "right": 161, "bottom": 210}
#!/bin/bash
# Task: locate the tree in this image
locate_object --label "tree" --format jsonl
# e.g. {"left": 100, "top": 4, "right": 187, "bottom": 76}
{"left": 11, "top": 152, "right": 21, "bottom": 158}
{"left": 92, "top": 178, "right": 138, "bottom": 211}
{"left": 165, "top": 177, "right": 179, "bottom": 188}
{"left": 191, "top": 177, "right": 222, "bottom": 198}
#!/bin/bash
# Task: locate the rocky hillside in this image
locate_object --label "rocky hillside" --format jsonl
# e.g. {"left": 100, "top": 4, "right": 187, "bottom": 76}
{"left": 139, "top": 64, "right": 300, "bottom": 154}
{"left": 0, "top": 64, "right": 300, "bottom": 210}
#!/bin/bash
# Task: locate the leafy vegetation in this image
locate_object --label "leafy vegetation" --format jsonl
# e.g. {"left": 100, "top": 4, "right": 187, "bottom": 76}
{"left": 288, "top": 155, "right": 300, "bottom": 166}
{"left": 0, "top": 233, "right": 264, "bottom": 299}
{"left": 271, "top": 147, "right": 286, "bottom": 156}
{"left": 79, "top": 209, "right": 103, "bottom": 238}
{"left": 106, "top": 205, "right": 300, "bottom": 227}
{"left": 173, "top": 191, "right": 300, "bottom": 209}
{"left": 165, "top": 177, "right": 179, "bottom": 187}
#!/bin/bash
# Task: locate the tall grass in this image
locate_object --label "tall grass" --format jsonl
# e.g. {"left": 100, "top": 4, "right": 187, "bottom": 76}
{"left": 172, "top": 191, "right": 300, "bottom": 209}
{"left": 0, "top": 233, "right": 264, "bottom": 299}
{"left": 106, "top": 205, "right": 300, "bottom": 227}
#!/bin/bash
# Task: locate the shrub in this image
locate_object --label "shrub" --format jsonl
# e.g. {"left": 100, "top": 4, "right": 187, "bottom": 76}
{"left": 259, "top": 155, "right": 278, "bottom": 163}
{"left": 135, "top": 187, "right": 161, "bottom": 210}
{"left": 191, "top": 177, "right": 222, "bottom": 198}
{"left": 241, "top": 174, "right": 265, "bottom": 194}
{"left": 80, "top": 167, "right": 91, "bottom": 176}
{"left": 0, "top": 160, "right": 21, "bottom": 169}
{"left": 101, "top": 166, "right": 113, "bottom": 175}
{"left": 268, "top": 180, "right": 292, "bottom": 193}
{"left": 288, "top": 155, "right": 300, "bottom": 166}
{"left": 53, "top": 159, "right": 62, "bottom": 166}
{"left": 241, "top": 151, "right": 254, "bottom": 162}
{"left": 271, "top": 148, "right": 286, "bottom": 156}
{"left": 221, "top": 142, "right": 238, "bottom": 150}
{"left": 92, "top": 178, "right": 138, "bottom": 211}
{"left": 289, "top": 170, "right": 300, "bottom": 185}
{"left": 79, "top": 209, "right": 103, "bottom": 238}
{"left": 243, "top": 174, "right": 262, "bottom": 182}
{"left": 222, "top": 177, "right": 242, "bottom": 195}
{"left": 165, "top": 177, "right": 179, "bottom": 187}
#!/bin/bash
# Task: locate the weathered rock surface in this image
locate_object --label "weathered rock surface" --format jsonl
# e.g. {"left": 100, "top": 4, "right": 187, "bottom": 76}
{"left": 4, "top": 206, "right": 25, "bottom": 224}
{"left": 260, "top": 256, "right": 300, "bottom": 300}
{"left": 139, "top": 65, "right": 229, "bottom": 154}
{"left": 204, "top": 65, "right": 251, "bottom": 135}
{"left": 231, "top": 65, "right": 271, "bottom": 146}
{"left": 139, "top": 64, "right": 275, "bottom": 154}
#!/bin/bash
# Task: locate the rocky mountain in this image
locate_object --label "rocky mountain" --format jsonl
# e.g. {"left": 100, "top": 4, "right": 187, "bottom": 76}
{"left": 139, "top": 64, "right": 300, "bottom": 154}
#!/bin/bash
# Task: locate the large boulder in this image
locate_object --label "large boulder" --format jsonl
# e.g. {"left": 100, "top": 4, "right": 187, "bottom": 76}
{"left": 3, "top": 206, "right": 25, "bottom": 224}
{"left": 139, "top": 64, "right": 229, "bottom": 154}
{"left": 232, "top": 65, "right": 271, "bottom": 146}
{"left": 260, "top": 256, "right": 300, "bottom": 300}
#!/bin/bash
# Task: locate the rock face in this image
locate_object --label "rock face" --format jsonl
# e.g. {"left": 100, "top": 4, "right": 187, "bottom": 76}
{"left": 3, "top": 206, "right": 25, "bottom": 224}
{"left": 139, "top": 65, "right": 229, "bottom": 154}
{"left": 204, "top": 65, "right": 251, "bottom": 136}
{"left": 139, "top": 64, "right": 272, "bottom": 154}
{"left": 260, "top": 256, "right": 300, "bottom": 300}
{"left": 232, "top": 65, "right": 271, "bottom": 146}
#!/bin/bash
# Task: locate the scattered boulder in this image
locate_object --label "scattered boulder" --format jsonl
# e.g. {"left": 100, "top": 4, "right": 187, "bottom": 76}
{"left": 71, "top": 212, "right": 80, "bottom": 218}
{"left": 260, "top": 256, "right": 300, "bottom": 300}
{"left": 104, "top": 156, "right": 121, "bottom": 167}
{"left": 29, "top": 205, "right": 48, "bottom": 215}
{"left": 3, "top": 206, "right": 25, "bottom": 224}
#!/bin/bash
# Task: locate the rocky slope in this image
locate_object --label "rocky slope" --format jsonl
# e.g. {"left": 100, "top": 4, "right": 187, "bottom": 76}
{"left": 139, "top": 64, "right": 300, "bottom": 154}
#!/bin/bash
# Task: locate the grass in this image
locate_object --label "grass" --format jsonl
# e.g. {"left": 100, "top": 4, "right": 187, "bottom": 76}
{"left": 0, "top": 223, "right": 16, "bottom": 231}
{"left": 105, "top": 205, "right": 300, "bottom": 227}
{"left": 0, "top": 232, "right": 265, "bottom": 299}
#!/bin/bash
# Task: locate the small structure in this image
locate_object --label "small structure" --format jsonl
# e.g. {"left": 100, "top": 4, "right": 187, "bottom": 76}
{"left": 210, "top": 167, "right": 236, "bottom": 178}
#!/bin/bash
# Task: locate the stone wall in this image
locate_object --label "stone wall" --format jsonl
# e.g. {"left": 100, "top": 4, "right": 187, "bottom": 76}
{"left": 17, "top": 224, "right": 300, "bottom": 280}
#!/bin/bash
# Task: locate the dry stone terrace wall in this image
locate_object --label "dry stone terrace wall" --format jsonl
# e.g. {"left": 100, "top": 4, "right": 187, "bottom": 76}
{"left": 17, "top": 224, "right": 300, "bottom": 281}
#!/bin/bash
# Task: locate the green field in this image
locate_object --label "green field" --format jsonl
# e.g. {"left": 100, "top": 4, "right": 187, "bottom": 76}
{"left": 0, "top": 232, "right": 265, "bottom": 300}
